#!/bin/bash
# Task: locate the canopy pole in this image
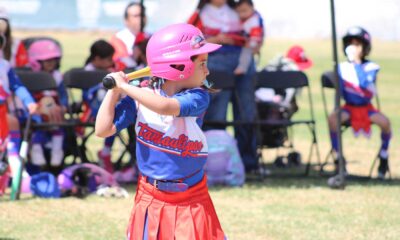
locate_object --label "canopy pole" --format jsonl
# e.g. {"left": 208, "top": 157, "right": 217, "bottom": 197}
{"left": 140, "top": 0, "right": 145, "bottom": 32}
{"left": 329, "top": 0, "right": 346, "bottom": 189}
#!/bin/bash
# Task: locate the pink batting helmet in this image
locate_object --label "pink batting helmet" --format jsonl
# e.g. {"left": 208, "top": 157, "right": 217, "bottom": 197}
{"left": 146, "top": 23, "right": 221, "bottom": 81}
{"left": 28, "top": 39, "right": 62, "bottom": 71}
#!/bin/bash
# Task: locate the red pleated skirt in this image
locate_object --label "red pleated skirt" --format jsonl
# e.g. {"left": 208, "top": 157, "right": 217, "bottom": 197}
{"left": 126, "top": 175, "right": 225, "bottom": 240}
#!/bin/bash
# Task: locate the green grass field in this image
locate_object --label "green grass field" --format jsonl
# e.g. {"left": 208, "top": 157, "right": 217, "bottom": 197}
{"left": 1, "top": 30, "right": 399, "bottom": 240}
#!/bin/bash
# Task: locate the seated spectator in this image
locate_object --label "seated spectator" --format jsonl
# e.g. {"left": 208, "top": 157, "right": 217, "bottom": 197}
{"left": 131, "top": 33, "right": 149, "bottom": 70}
{"left": 0, "top": 35, "right": 38, "bottom": 193}
{"left": 255, "top": 45, "right": 313, "bottom": 114}
{"left": 27, "top": 39, "right": 68, "bottom": 169}
{"left": 328, "top": 27, "right": 391, "bottom": 179}
{"left": 82, "top": 39, "right": 115, "bottom": 173}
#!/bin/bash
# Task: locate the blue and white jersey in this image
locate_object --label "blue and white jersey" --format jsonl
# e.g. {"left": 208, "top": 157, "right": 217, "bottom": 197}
{"left": 339, "top": 60, "right": 380, "bottom": 106}
{"left": 0, "top": 59, "right": 34, "bottom": 106}
{"left": 113, "top": 86, "right": 210, "bottom": 180}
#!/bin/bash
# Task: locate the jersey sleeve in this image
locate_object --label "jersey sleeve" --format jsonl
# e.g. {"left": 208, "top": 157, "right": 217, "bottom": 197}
{"left": 57, "top": 82, "right": 69, "bottom": 107}
{"left": 355, "top": 61, "right": 380, "bottom": 89}
{"left": 113, "top": 96, "right": 137, "bottom": 132}
{"left": 173, "top": 88, "right": 210, "bottom": 117}
{"left": 8, "top": 68, "right": 35, "bottom": 106}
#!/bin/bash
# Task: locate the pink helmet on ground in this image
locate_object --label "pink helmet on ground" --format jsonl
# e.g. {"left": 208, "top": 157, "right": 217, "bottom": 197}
{"left": 146, "top": 23, "right": 221, "bottom": 81}
{"left": 28, "top": 39, "right": 62, "bottom": 71}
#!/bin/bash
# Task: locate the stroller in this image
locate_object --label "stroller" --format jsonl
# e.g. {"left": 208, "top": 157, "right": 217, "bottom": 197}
{"left": 256, "top": 56, "right": 302, "bottom": 168}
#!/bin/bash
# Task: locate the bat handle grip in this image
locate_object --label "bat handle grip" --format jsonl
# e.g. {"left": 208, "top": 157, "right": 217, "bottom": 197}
{"left": 103, "top": 75, "right": 116, "bottom": 89}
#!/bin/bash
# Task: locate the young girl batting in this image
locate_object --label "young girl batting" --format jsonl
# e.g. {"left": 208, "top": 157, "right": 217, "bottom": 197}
{"left": 95, "top": 23, "right": 226, "bottom": 239}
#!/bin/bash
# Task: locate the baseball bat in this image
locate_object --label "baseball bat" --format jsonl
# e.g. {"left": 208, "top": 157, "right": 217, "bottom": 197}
{"left": 10, "top": 114, "right": 31, "bottom": 200}
{"left": 103, "top": 66, "right": 151, "bottom": 89}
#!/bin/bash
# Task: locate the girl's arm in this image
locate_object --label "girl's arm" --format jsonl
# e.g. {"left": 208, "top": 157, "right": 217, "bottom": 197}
{"left": 8, "top": 68, "right": 38, "bottom": 114}
{"left": 111, "top": 72, "right": 181, "bottom": 116}
{"left": 121, "top": 83, "right": 180, "bottom": 116}
{"left": 95, "top": 89, "right": 121, "bottom": 138}
{"left": 57, "top": 82, "right": 69, "bottom": 108}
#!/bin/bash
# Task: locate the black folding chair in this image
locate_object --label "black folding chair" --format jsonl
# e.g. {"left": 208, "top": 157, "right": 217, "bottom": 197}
{"left": 203, "top": 71, "right": 264, "bottom": 180}
{"left": 202, "top": 70, "right": 248, "bottom": 128}
{"left": 15, "top": 70, "right": 81, "bottom": 168}
{"left": 320, "top": 71, "right": 389, "bottom": 178}
{"left": 63, "top": 68, "right": 133, "bottom": 170}
{"left": 256, "top": 70, "right": 321, "bottom": 176}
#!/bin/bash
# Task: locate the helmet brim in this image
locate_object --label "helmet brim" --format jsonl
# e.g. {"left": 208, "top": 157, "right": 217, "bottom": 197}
{"left": 191, "top": 42, "right": 222, "bottom": 56}
{"left": 296, "top": 60, "right": 313, "bottom": 71}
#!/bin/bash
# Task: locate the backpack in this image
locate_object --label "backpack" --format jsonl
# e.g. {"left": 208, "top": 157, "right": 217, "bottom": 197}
{"left": 204, "top": 130, "right": 245, "bottom": 186}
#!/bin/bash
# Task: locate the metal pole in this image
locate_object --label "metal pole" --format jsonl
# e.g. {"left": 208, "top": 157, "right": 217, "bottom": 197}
{"left": 329, "top": 0, "right": 346, "bottom": 189}
{"left": 140, "top": 0, "right": 145, "bottom": 32}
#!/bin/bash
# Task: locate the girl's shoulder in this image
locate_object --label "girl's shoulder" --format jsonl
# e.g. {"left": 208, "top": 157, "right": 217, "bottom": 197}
{"left": 0, "top": 59, "right": 11, "bottom": 68}
{"left": 363, "top": 60, "right": 380, "bottom": 72}
{"left": 84, "top": 63, "right": 96, "bottom": 71}
{"left": 175, "top": 87, "right": 208, "bottom": 96}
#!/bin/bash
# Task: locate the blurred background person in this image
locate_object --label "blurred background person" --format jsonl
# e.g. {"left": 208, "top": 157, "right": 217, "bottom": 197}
{"left": 328, "top": 27, "right": 392, "bottom": 179}
{"left": 234, "top": 0, "right": 264, "bottom": 75}
{"left": 110, "top": 2, "right": 149, "bottom": 70}
{"left": 82, "top": 39, "right": 116, "bottom": 173}
{"left": 0, "top": 8, "right": 28, "bottom": 68}
{"left": 27, "top": 39, "right": 68, "bottom": 170}
{"left": 188, "top": 0, "right": 259, "bottom": 173}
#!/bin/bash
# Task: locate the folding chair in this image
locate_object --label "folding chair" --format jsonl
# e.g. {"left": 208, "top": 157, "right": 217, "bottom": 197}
{"left": 14, "top": 70, "right": 81, "bottom": 167}
{"left": 63, "top": 68, "right": 133, "bottom": 170}
{"left": 202, "top": 70, "right": 248, "bottom": 128}
{"left": 256, "top": 70, "right": 321, "bottom": 176}
{"left": 203, "top": 71, "right": 266, "bottom": 180}
{"left": 319, "top": 71, "right": 389, "bottom": 178}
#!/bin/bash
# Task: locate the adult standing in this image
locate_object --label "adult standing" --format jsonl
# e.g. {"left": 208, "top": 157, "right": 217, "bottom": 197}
{"left": 110, "top": 2, "right": 149, "bottom": 172}
{"left": 188, "top": 0, "right": 259, "bottom": 172}
{"left": 110, "top": 2, "right": 148, "bottom": 70}
{"left": 0, "top": 8, "right": 28, "bottom": 68}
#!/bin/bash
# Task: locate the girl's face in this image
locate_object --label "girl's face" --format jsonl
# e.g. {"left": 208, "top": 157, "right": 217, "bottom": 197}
{"left": 0, "top": 19, "right": 8, "bottom": 50}
{"left": 236, "top": 3, "right": 254, "bottom": 21}
{"left": 93, "top": 56, "right": 114, "bottom": 70}
{"left": 40, "top": 58, "right": 59, "bottom": 72}
{"left": 210, "top": 0, "right": 227, "bottom": 7}
{"left": 125, "top": 4, "right": 145, "bottom": 34}
{"left": 182, "top": 53, "right": 209, "bottom": 88}
{"left": 0, "top": 19, "right": 8, "bottom": 35}
{"left": 348, "top": 38, "right": 364, "bottom": 58}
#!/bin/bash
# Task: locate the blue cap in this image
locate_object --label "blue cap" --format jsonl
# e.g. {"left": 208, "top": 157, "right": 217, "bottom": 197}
{"left": 30, "top": 172, "right": 61, "bottom": 198}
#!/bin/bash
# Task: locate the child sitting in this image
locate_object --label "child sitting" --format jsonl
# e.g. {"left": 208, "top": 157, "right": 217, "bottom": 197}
{"left": 27, "top": 38, "right": 68, "bottom": 168}
{"left": 234, "top": 0, "right": 264, "bottom": 75}
{"left": 255, "top": 45, "right": 313, "bottom": 113}
{"left": 328, "top": 26, "right": 392, "bottom": 179}
{"left": 82, "top": 39, "right": 116, "bottom": 173}
{"left": 0, "top": 33, "right": 38, "bottom": 194}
